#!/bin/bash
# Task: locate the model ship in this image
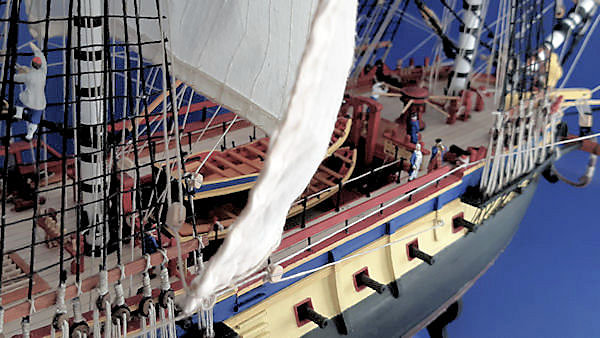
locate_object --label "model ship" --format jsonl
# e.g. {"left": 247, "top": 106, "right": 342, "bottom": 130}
{"left": 0, "top": 0, "right": 598, "bottom": 337}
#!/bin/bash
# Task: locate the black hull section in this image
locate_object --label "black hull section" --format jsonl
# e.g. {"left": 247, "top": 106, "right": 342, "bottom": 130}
{"left": 304, "top": 176, "right": 540, "bottom": 337}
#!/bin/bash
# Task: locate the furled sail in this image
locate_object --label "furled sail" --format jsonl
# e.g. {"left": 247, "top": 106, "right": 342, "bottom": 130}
{"left": 24, "top": 0, "right": 319, "bottom": 134}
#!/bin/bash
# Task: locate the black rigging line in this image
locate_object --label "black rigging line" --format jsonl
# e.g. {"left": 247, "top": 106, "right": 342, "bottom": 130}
{"left": 560, "top": 30, "right": 585, "bottom": 66}
{"left": 358, "top": 0, "right": 379, "bottom": 37}
{"left": 120, "top": 0, "right": 147, "bottom": 259}
{"left": 386, "top": 0, "right": 410, "bottom": 46}
{"left": 74, "top": 0, "right": 83, "bottom": 285}
{"left": 441, "top": 0, "right": 496, "bottom": 39}
{"left": 441, "top": 0, "right": 493, "bottom": 51}
{"left": 0, "top": 0, "right": 21, "bottom": 302}
{"left": 58, "top": 0, "right": 74, "bottom": 280}
{"left": 103, "top": 0, "right": 116, "bottom": 268}
{"left": 369, "top": 0, "right": 392, "bottom": 47}
{"left": 25, "top": 0, "right": 53, "bottom": 309}
{"left": 58, "top": 0, "right": 72, "bottom": 287}
{"left": 413, "top": 0, "right": 457, "bottom": 59}
{"left": 132, "top": 0, "right": 164, "bottom": 250}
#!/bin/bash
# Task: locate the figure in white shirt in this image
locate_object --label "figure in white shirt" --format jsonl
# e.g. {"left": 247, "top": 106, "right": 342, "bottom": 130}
{"left": 408, "top": 143, "right": 422, "bottom": 181}
{"left": 14, "top": 42, "right": 47, "bottom": 140}
{"left": 370, "top": 81, "right": 388, "bottom": 101}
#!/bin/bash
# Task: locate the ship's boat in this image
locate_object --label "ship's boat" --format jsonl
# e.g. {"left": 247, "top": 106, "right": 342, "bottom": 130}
{"left": 0, "top": 0, "right": 598, "bottom": 337}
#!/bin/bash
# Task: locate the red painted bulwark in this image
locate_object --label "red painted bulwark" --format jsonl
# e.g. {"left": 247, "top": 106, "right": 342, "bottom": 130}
{"left": 278, "top": 166, "right": 454, "bottom": 252}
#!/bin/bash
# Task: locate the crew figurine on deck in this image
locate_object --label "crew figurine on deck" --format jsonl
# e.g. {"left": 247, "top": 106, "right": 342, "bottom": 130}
{"left": 427, "top": 138, "right": 446, "bottom": 173}
{"left": 370, "top": 80, "right": 388, "bottom": 101}
{"left": 408, "top": 114, "right": 420, "bottom": 144}
{"left": 13, "top": 42, "right": 47, "bottom": 141}
{"left": 409, "top": 143, "right": 422, "bottom": 181}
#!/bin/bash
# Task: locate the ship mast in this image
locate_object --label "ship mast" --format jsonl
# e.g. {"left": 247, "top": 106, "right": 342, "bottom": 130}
{"left": 72, "top": 0, "right": 107, "bottom": 253}
{"left": 445, "top": 0, "right": 485, "bottom": 96}
{"left": 70, "top": 3, "right": 117, "bottom": 333}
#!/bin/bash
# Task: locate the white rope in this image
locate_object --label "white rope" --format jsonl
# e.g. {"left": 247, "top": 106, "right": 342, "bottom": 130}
{"left": 276, "top": 162, "right": 471, "bottom": 266}
{"left": 183, "top": 130, "right": 598, "bottom": 302}
{"left": 149, "top": 305, "right": 157, "bottom": 338}
{"left": 189, "top": 105, "right": 222, "bottom": 153}
{"left": 28, "top": 299, "right": 35, "bottom": 315}
{"left": 168, "top": 299, "right": 176, "bottom": 338}
{"left": 21, "top": 317, "right": 30, "bottom": 338}
{"left": 61, "top": 320, "right": 69, "bottom": 338}
{"left": 277, "top": 220, "right": 445, "bottom": 282}
{"left": 128, "top": 132, "right": 600, "bottom": 337}
{"left": 194, "top": 115, "right": 239, "bottom": 175}
{"left": 159, "top": 302, "right": 167, "bottom": 338}
{"left": 93, "top": 307, "right": 101, "bottom": 338}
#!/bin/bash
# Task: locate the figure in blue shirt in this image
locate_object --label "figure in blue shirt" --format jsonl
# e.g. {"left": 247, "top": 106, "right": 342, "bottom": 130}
{"left": 408, "top": 114, "right": 420, "bottom": 144}
{"left": 143, "top": 227, "right": 159, "bottom": 255}
{"left": 13, "top": 42, "right": 47, "bottom": 140}
{"left": 409, "top": 143, "right": 422, "bottom": 181}
{"left": 427, "top": 138, "right": 446, "bottom": 173}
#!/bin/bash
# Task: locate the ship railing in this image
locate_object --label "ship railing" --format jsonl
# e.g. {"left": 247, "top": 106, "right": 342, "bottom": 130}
{"left": 205, "top": 161, "right": 473, "bottom": 300}
{"left": 290, "top": 157, "right": 404, "bottom": 208}
{"left": 276, "top": 162, "right": 471, "bottom": 266}
{"left": 118, "top": 115, "right": 249, "bottom": 156}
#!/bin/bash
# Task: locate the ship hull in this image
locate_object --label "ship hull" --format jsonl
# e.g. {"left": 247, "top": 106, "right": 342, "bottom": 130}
{"left": 303, "top": 174, "right": 540, "bottom": 337}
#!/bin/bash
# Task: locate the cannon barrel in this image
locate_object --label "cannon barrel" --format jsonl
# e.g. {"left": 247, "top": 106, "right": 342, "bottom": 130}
{"left": 409, "top": 245, "right": 435, "bottom": 265}
{"left": 298, "top": 305, "right": 328, "bottom": 329}
{"left": 453, "top": 217, "right": 477, "bottom": 233}
{"left": 357, "top": 273, "right": 387, "bottom": 294}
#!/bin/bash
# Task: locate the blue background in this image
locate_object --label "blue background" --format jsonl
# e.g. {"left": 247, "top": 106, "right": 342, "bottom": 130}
{"left": 3, "top": 2, "right": 598, "bottom": 336}
{"left": 444, "top": 46, "right": 600, "bottom": 337}
{"left": 394, "top": 3, "right": 600, "bottom": 337}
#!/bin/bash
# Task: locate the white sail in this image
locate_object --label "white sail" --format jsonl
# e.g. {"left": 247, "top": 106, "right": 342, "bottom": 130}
{"left": 184, "top": 0, "right": 357, "bottom": 312}
{"left": 24, "top": 0, "right": 319, "bottom": 134}
{"left": 26, "top": 0, "right": 356, "bottom": 311}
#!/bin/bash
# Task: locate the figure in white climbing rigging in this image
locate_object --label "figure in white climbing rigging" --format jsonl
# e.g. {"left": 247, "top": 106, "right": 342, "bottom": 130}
{"left": 13, "top": 42, "right": 47, "bottom": 141}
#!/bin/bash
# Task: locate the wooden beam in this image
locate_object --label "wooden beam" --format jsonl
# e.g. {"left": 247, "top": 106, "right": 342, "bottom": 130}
{"left": 425, "top": 100, "right": 450, "bottom": 118}
{"left": 429, "top": 95, "right": 460, "bottom": 101}
{"left": 318, "top": 165, "right": 343, "bottom": 180}
{"left": 204, "top": 162, "right": 229, "bottom": 177}
{"left": 401, "top": 100, "right": 414, "bottom": 116}
{"left": 332, "top": 152, "right": 353, "bottom": 165}
{"left": 560, "top": 99, "right": 600, "bottom": 108}
{"left": 245, "top": 145, "right": 266, "bottom": 158}
{"left": 256, "top": 138, "right": 270, "bottom": 148}
{"left": 313, "top": 173, "right": 336, "bottom": 187}
{"left": 379, "top": 92, "right": 405, "bottom": 98}
{"left": 212, "top": 154, "right": 251, "bottom": 175}
{"left": 3, "top": 239, "right": 199, "bottom": 324}
{"left": 227, "top": 151, "right": 263, "bottom": 171}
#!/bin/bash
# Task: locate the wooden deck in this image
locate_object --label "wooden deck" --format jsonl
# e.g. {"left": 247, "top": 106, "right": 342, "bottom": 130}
{"left": 0, "top": 75, "right": 499, "bottom": 335}
{"left": 0, "top": 122, "right": 264, "bottom": 335}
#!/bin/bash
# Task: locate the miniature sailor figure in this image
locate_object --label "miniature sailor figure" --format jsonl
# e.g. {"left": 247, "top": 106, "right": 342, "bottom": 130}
{"left": 142, "top": 226, "right": 159, "bottom": 255}
{"left": 370, "top": 81, "right": 388, "bottom": 101}
{"left": 408, "top": 143, "right": 423, "bottom": 181}
{"left": 408, "top": 113, "right": 420, "bottom": 144}
{"left": 427, "top": 138, "right": 446, "bottom": 173}
{"left": 13, "top": 42, "right": 47, "bottom": 141}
